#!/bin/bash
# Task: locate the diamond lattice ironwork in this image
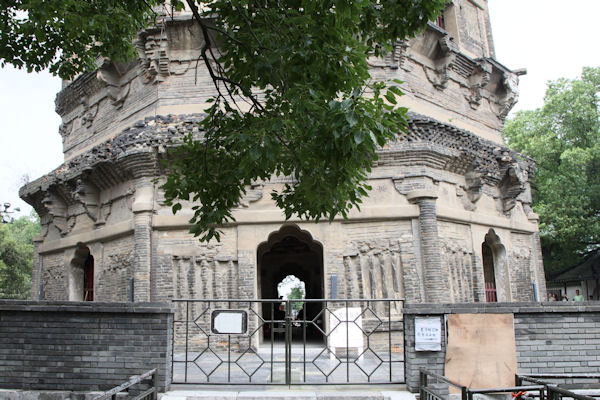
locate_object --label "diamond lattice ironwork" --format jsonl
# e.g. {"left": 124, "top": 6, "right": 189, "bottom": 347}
{"left": 235, "top": 348, "right": 265, "bottom": 378}
{"left": 356, "top": 306, "right": 384, "bottom": 336}
{"left": 192, "top": 347, "right": 223, "bottom": 377}
{"left": 192, "top": 307, "right": 211, "bottom": 336}
{"left": 354, "top": 347, "right": 384, "bottom": 377}
{"left": 312, "top": 346, "right": 342, "bottom": 377}
{"left": 172, "top": 298, "right": 403, "bottom": 385}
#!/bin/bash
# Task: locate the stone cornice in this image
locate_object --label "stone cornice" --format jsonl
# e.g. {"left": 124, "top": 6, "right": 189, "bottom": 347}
{"left": 20, "top": 114, "right": 204, "bottom": 218}
{"left": 400, "top": 112, "right": 535, "bottom": 183}
{"left": 21, "top": 111, "right": 534, "bottom": 222}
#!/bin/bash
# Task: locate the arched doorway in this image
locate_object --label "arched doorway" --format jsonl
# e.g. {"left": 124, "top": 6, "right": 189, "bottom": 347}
{"left": 69, "top": 243, "right": 94, "bottom": 301}
{"left": 257, "top": 225, "right": 323, "bottom": 341}
{"left": 482, "top": 229, "right": 506, "bottom": 302}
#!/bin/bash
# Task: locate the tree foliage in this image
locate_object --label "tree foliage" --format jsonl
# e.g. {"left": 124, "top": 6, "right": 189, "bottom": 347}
{"left": 1, "top": 0, "right": 445, "bottom": 241}
{"left": 162, "top": 0, "right": 445, "bottom": 241}
{"left": 287, "top": 286, "right": 305, "bottom": 311}
{"left": 0, "top": 1, "right": 156, "bottom": 78}
{"left": 503, "top": 67, "right": 600, "bottom": 276}
{"left": 0, "top": 212, "right": 40, "bottom": 299}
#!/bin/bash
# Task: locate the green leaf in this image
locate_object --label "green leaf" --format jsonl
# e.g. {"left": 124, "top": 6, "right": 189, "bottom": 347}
{"left": 354, "top": 131, "right": 365, "bottom": 145}
{"left": 388, "top": 85, "right": 403, "bottom": 96}
{"left": 346, "top": 111, "right": 358, "bottom": 127}
{"left": 385, "top": 90, "right": 397, "bottom": 104}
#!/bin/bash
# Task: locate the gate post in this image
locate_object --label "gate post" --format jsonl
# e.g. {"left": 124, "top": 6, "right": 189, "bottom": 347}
{"left": 285, "top": 300, "right": 292, "bottom": 384}
{"left": 420, "top": 369, "right": 428, "bottom": 400}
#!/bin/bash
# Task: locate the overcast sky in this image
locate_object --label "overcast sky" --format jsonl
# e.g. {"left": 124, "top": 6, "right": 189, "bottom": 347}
{"left": 1, "top": 0, "right": 599, "bottom": 218}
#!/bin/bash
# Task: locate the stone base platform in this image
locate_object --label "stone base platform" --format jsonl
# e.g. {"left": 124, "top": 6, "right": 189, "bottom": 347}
{"left": 160, "top": 385, "right": 415, "bottom": 400}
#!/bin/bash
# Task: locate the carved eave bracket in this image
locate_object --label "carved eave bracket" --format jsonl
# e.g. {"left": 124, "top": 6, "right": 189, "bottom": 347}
{"left": 80, "top": 97, "right": 98, "bottom": 129}
{"left": 498, "top": 164, "right": 527, "bottom": 213}
{"left": 460, "top": 169, "right": 483, "bottom": 211}
{"left": 366, "top": 40, "right": 409, "bottom": 70}
{"left": 495, "top": 71, "right": 520, "bottom": 121}
{"left": 424, "top": 35, "right": 458, "bottom": 90}
{"left": 466, "top": 59, "right": 492, "bottom": 109}
{"left": 385, "top": 113, "right": 538, "bottom": 215}
{"left": 41, "top": 189, "right": 75, "bottom": 237}
{"left": 483, "top": 60, "right": 524, "bottom": 121}
{"left": 239, "top": 183, "right": 264, "bottom": 208}
{"left": 96, "top": 60, "right": 133, "bottom": 110}
{"left": 58, "top": 122, "right": 73, "bottom": 143}
{"left": 135, "top": 22, "right": 171, "bottom": 84}
{"left": 73, "top": 178, "right": 100, "bottom": 224}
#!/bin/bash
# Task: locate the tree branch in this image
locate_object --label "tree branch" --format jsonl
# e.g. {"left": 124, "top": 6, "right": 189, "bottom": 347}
{"left": 185, "top": 0, "right": 264, "bottom": 112}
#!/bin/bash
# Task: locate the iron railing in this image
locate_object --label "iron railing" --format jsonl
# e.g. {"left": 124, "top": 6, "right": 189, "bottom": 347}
{"left": 172, "top": 298, "right": 404, "bottom": 385}
{"left": 517, "top": 374, "right": 600, "bottom": 400}
{"left": 92, "top": 369, "right": 157, "bottom": 400}
{"left": 420, "top": 369, "right": 544, "bottom": 400}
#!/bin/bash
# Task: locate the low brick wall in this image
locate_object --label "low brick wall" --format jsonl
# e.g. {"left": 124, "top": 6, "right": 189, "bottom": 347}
{"left": 0, "top": 300, "right": 173, "bottom": 392}
{"left": 403, "top": 302, "right": 600, "bottom": 392}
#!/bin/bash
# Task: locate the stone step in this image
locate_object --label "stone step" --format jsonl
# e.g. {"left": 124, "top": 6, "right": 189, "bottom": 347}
{"left": 159, "top": 387, "right": 417, "bottom": 400}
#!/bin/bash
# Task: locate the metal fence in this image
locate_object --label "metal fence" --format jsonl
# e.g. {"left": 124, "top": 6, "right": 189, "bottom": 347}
{"left": 171, "top": 298, "right": 404, "bottom": 385}
{"left": 92, "top": 369, "right": 157, "bottom": 400}
{"left": 518, "top": 374, "right": 600, "bottom": 400}
{"left": 419, "top": 369, "right": 544, "bottom": 400}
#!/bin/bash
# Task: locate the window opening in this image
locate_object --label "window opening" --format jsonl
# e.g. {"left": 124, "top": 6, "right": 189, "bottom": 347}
{"left": 436, "top": 14, "right": 445, "bottom": 30}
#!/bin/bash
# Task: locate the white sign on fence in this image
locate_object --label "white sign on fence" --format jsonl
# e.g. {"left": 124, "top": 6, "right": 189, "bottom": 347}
{"left": 211, "top": 310, "right": 247, "bottom": 334}
{"left": 329, "top": 307, "right": 363, "bottom": 359}
{"left": 415, "top": 316, "right": 442, "bottom": 351}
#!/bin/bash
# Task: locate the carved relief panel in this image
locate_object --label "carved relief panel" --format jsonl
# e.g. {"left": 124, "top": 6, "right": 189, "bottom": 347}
{"left": 173, "top": 255, "right": 239, "bottom": 300}
{"left": 441, "top": 239, "right": 476, "bottom": 302}
{"left": 42, "top": 263, "right": 67, "bottom": 301}
{"left": 342, "top": 239, "right": 404, "bottom": 314}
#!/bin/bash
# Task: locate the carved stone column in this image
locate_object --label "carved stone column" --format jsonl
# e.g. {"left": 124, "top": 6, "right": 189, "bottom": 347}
{"left": 407, "top": 189, "right": 445, "bottom": 303}
{"left": 31, "top": 236, "right": 44, "bottom": 300}
{"left": 132, "top": 179, "right": 154, "bottom": 302}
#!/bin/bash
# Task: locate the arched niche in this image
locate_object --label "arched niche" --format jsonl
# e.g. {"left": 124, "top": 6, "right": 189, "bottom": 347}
{"left": 257, "top": 224, "right": 324, "bottom": 340}
{"left": 482, "top": 229, "right": 507, "bottom": 302}
{"left": 68, "top": 242, "right": 94, "bottom": 301}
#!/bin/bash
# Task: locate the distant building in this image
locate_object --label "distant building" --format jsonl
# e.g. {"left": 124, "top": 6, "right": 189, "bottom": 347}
{"left": 20, "top": 0, "right": 546, "bottom": 308}
{"left": 547, "top": 252, "right": 600, "bottom": 301}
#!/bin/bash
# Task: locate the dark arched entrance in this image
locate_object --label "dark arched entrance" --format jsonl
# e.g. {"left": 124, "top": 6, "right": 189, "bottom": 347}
{"left": 69, "top": 242, "right": 94, "bottom": 301}
{"left": 83, "top": 254, "right": 94, "bottom": 301}
{"left": 482, "top": 241, "right": 496, "bottom": 302}
{"left": 482, "top": 229, "right": 505, "bottom": 302}
{"left": 257, "top": 225, "right": 324, "bottom": 341}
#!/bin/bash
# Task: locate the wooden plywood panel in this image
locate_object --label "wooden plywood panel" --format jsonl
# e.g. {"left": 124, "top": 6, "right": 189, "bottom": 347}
{"left": 445, "top": 313, "right": 517, "bottom": 391}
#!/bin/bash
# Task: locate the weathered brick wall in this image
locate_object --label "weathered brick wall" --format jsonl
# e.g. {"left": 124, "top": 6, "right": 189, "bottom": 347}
{"left": 509, "top": 233, "right": 535, "bottom": 301}
{"left": 40, "top": 252, "right": 67, "bottom": 300}
{"left": 0, "top": 301, "right": 173, "bottom": 392}
{"left": 515, "top": 308, "right": 600, "bottom": 374}
{"left": 96, "top": 236, "right": 135, "bottom": 302}
{"left": 404, "top": 302, "right": 600, "bottom": 392}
